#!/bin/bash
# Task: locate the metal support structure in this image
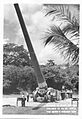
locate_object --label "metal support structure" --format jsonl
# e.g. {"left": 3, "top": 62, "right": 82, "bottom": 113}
{"left": 14, "top": 4, "right": 47, "bottom": 89}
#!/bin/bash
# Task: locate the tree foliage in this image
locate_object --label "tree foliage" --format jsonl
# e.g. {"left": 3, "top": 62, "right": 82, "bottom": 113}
{"left": 3, "top": 65, "right": 38, "bottom": 94}
{"left": 43, "top": 4, "right": 79, "bottom": 65}
{"left": 3, "top": 61, "right": 79, "bottom": 94}
{"left": 3, "top": 43, "right": 31, "bottom": 66}
{"left": 3, "top": 65, "right": 21, "bottom": 94}
{"left": 41, "top": 62, "right": 79, "bottom": 91}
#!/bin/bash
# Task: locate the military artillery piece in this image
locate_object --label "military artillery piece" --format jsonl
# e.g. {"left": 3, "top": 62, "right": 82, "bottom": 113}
{"left": 32, "top": 87, "right": 59, "bottom": 102}
{"left": 14, "top": 4, "right": 59, "bottom": 102}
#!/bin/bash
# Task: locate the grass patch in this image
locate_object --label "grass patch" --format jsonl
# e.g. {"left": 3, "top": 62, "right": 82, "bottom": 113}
{"left": 3, "top": 106, "right": 47, "bottom": 115}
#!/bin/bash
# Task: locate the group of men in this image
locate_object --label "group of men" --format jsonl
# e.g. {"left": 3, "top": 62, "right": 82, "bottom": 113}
{"left": 17, "top": 86, "right": 73, "bottom": 107}
{"left": 17, "top": 92, "right": 29, "bottom": 107}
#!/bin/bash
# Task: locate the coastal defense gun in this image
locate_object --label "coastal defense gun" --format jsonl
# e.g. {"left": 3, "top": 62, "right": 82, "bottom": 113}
{"left": 14, "top": 4, "right": 47, "bottom": 96}
{"left": 14, "top": 4, "right": 60, "bottom": 102}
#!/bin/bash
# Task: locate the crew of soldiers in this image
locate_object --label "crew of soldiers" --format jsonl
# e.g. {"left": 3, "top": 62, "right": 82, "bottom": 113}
{"left": 17, "top": 86, "right": 73, "bottom": 106}
{"left": 17, "top": 92, "right": 29, "bottom": 107}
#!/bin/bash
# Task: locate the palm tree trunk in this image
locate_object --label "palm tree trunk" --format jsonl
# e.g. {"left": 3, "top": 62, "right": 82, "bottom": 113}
{"left": 14, "top": 4, "right": 47, "bottom": 89}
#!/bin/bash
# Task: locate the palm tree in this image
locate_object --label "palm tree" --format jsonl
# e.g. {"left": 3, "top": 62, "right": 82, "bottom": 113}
{"left": 43, "top": 4, "right": 79, "bottom": 65}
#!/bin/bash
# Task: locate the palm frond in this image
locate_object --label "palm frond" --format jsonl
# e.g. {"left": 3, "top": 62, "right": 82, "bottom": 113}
{"left": 44, "top": 5, "right": 79, "bottom": 43}
{"left": 43, "top": 25, "right": 79, "bottom": 64}
{"left": 45, "top": 5, "right": 79, "bottom": 23}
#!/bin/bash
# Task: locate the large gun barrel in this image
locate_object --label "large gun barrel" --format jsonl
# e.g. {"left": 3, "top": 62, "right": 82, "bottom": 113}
{"left": 14, "top": 4, "right": 47, "bottom": 89}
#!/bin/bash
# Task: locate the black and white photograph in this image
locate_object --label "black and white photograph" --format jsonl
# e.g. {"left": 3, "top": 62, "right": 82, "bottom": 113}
{"left": 0, "top": 1, "right": 81, "bottom": 118}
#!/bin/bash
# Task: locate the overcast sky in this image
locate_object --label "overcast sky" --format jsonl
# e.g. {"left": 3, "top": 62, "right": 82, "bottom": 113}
{"left": 4, "top": 4, "right": 74, "bottom": 65}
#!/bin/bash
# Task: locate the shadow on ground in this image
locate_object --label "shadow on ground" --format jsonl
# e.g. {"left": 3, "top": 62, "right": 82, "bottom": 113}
{"left": 32, "top": 103, "right": 46, "bottom": 110}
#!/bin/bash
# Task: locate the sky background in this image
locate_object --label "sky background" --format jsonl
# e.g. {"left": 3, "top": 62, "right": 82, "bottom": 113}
{"left": 4, "top": 4, "right": 78, "bottom": 65}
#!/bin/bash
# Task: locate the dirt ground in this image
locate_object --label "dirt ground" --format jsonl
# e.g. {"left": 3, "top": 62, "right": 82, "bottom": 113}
{"left": 2, "top": 94, "right": 78, "bottom": 115}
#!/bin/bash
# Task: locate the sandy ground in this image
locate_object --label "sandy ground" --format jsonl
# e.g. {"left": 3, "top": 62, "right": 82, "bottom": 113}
{"left": 3, "top": 95, "right": 78, "bottom": 107}
{"left": 2, "top": 95, "right": 78, "bottom": 115}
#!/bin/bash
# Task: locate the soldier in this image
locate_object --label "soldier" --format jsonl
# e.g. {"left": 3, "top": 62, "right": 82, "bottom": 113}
{"left": 25, "top": 92, "right": 29, "bottom": 102}
{"left": 21, "top": 95, "right": 26, "bottom": 107}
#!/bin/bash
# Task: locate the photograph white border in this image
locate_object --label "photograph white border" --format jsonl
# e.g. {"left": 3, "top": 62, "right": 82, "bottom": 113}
{"left": 0, "top": 0, "right": 82, "bottom": 119}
